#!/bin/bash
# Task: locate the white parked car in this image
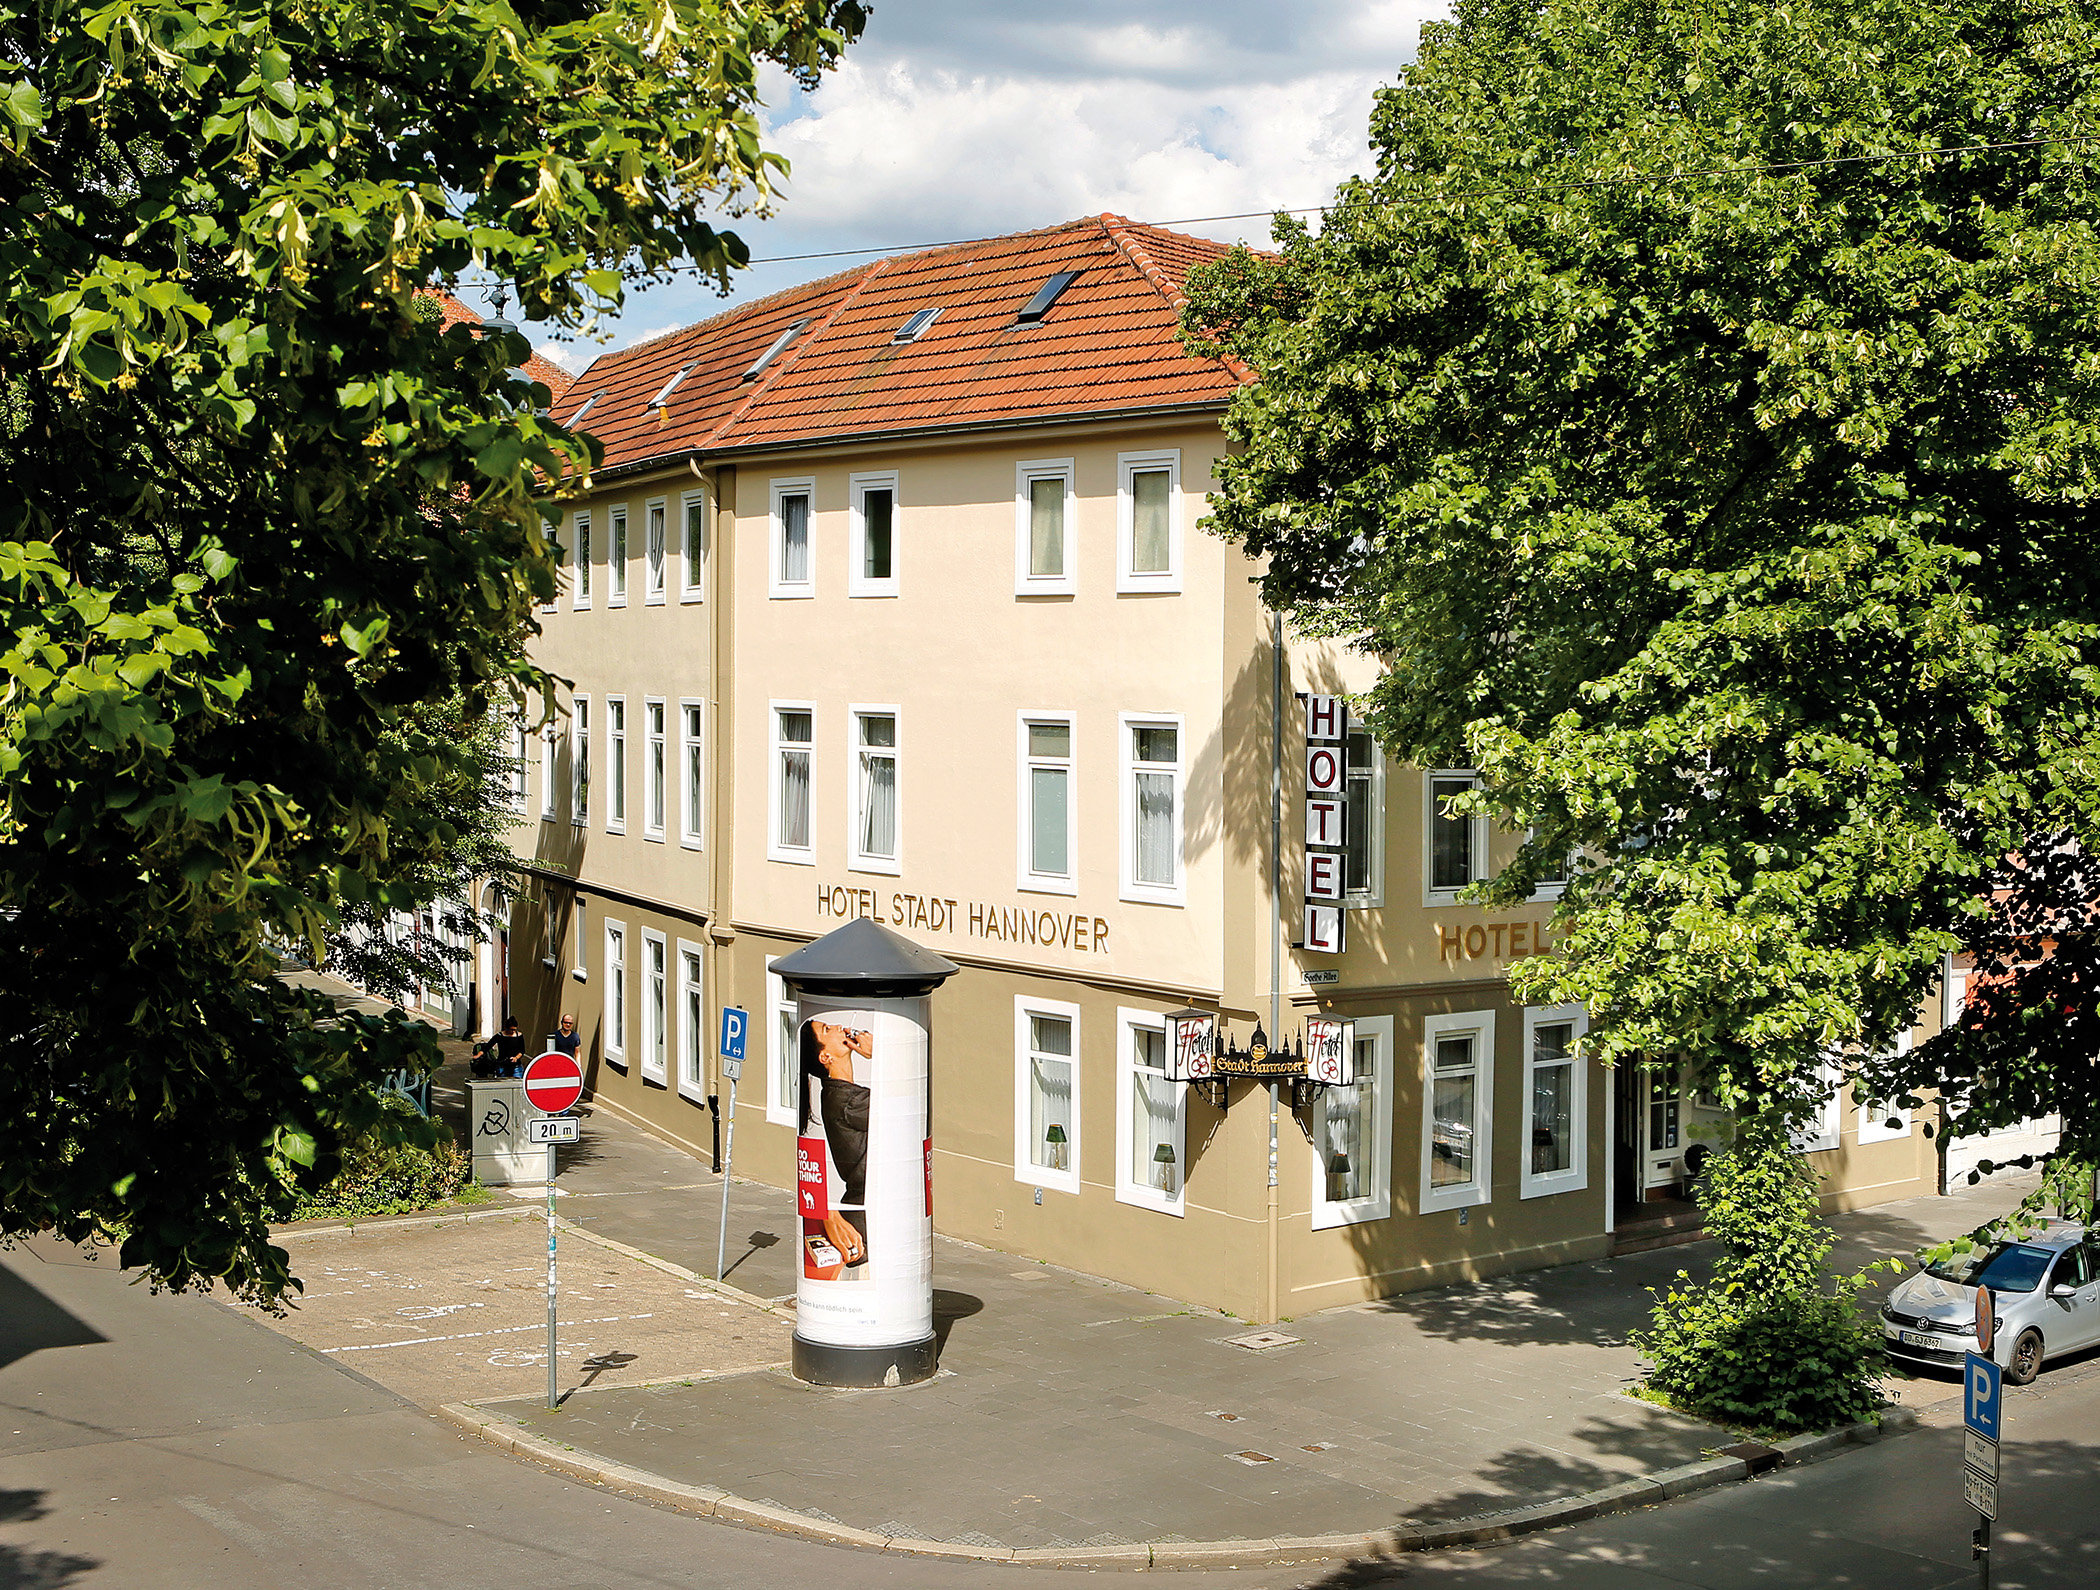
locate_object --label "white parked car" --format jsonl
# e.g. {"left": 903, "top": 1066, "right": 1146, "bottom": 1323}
{"left": 1881, "top": 1221, "right": 2099, "bottom": 1384}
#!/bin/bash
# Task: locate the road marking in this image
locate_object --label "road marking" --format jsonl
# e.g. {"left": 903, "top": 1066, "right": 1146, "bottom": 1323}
{"left": 322, "top": 1314, "right": 654, "bottom": 1353}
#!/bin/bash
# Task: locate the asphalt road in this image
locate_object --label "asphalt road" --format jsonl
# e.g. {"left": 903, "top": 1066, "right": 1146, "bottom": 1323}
{"left": 3, "top": 1237, "right": 2095, "bottom": 1589}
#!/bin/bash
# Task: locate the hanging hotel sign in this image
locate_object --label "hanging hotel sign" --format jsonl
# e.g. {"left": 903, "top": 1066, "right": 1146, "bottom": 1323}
{"left": 1304, "top": 694, "right": 1347, "bottom": 954}
{"left": 1165, "top": 1009, "right": 1355, "bottom": 1109}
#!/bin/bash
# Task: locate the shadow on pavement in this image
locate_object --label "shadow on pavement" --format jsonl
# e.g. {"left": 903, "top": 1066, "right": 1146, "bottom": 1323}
{"left": 0, "top": 1489, "right": 98, "bottom": 1587}
{"left": 1400, "top": 1408, "right": 1709, "bottom": 1524}
{"left": 0, "top": 1264, "right": 106, "bottom": 1373}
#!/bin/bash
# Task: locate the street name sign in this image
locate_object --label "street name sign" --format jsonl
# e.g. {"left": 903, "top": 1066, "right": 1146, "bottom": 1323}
{"left": 528, "top": 1117, "right": 581, "bottom": 1145}
{"left": 523, "top": 1050, "right": 585, "bottom": 1116}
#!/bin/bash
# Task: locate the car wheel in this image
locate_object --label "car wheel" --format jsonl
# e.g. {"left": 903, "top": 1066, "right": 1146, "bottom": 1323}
{"left": 2006, "top": 1328, "right": 2044, "bottom": 1386}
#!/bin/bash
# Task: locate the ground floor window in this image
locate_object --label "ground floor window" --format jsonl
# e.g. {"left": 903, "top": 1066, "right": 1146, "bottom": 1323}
{"left": 603, "top": 921, "right": 626, "bottom": 1068}
{"left": 677, "top": 940, "right": 706, "bottom": 1102}
{"left": 1520, "top": 1004, "right": 1589, "bottom": 1199}
{"left": 1115, "top": 1009, "right": 1184, "bottom": 1215}
{"left": 1014, "top": 997, "right": 1080, "bottom": 1194}
{"left": 1856, "top": 1031, "right": 1914, "bottom": 1144}
{"left": 765, "top": 957, "right": 797, "bottom": 1125}
{"left": 1312, "top": 1015, "right": 1392, "bottom": 1229}
{"left": 1420, "top": 1008, "right": 1495, "bottom": 1212}
{"left": 639, "top": 929, "right": 667, "bottom": 1084}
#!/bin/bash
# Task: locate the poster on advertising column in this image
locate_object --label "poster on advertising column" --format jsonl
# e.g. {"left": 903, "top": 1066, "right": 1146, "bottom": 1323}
{"left": 793, "top": 995, "right": 934, "bottom": 1351}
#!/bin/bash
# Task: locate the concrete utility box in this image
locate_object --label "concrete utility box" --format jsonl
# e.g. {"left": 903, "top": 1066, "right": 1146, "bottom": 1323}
{"left": 467, "top": 1078, "right": 551, "bottom": 1185}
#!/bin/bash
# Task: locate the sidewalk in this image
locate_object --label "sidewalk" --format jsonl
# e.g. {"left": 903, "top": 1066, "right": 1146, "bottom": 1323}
{"left": 444, "top": 1105, "right": 2038, "bottom": 1555}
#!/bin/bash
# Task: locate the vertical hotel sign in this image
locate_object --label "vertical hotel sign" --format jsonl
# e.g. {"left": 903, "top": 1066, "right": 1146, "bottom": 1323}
{"left": 1304, "top": 694, "right": 1347, "bottom": 954}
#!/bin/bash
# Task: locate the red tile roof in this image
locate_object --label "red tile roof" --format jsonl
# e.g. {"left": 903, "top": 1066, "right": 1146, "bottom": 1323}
{"left": 424, "top": 290, "right": 576, "bottom": 402}
{"left": 562, "top": 216, "right": 1248, "bottom": 474}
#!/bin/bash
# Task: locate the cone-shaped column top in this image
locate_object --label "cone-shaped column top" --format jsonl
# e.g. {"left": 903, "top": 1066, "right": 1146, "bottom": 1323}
{"left": 771, "top": 916, "right": 961, "bottom": 998}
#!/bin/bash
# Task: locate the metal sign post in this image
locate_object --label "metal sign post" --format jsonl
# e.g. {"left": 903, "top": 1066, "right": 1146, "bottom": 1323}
{"left": 716, "top": 1007, "right": 748, "bottom": 1282}
{"left": 520, "top": 1050, "right": 585, "bottom": 1413}
{"left": 1964, "top": 1335, "right": 2002, "bottom": 1589}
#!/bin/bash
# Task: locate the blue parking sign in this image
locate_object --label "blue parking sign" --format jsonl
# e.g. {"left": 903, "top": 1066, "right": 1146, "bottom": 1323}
{"left": 719, "top": 1006, "right": 748, "bottom": 1062}
{"left": 1964, "top": 1351, "right": 2002, "bottom": 1441}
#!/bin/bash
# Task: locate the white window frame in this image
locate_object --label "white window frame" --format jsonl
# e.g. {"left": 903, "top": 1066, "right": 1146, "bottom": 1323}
{"left": 1520, "top": 1004, "right": 1589, "bottom": 1200}
{"left": 1016, "top": 711, "right": 1078, "bottom": 895}
{"left": 676, "top": 938, "right": 707, "bottom": 1103}
{"left": 1420, "top": 1008, "right": 1496, "bottom": 1213}
{"left": 604, "top": 696, "right": 626, "bottom": 834}
{"left": 1344, "top": 729, "right": 1385, "bottom": 908}
{"left": 570, "top": 695, "right": 590, "bottom": 827}
{"left": 765, "top": 957, "right": 797, "bottom": 1126}
{"left": 848, "top": 470, "right": 900, "bottom": 598}
{"left": 607, "top": 505, "right": 628, "bottom": 606}
{"left": 768, "top": 701, "right": 816, "bottom": 864}
{"left": 602, "top": 920, "right": 627, "bottom": 1068}
{"left": 639, "top": 928, "right": 668, "bottom": 1085}
{"left": 509, "top": 721, "right": 528, "bottom": 814}
{"left": 644, "top": 496, "right": 668, "bottom": 605}
{"left": 848, "top": 704, "right": 901, "bottom": 875}
{"left": 1014, "top": 457, "right": 1077, "bottom": 596}
{"left": 769, "top": 477, "right": 816, "bottom": 598}
{"left": 571, "top": 511, "right": 592, "bottom": 609}
{"left": 680, "top": 489, "right": 707, "bottom": 603}
{"left": 540, "top": 722, "right": 558, "bottom": 819}
{"left": 1311, "top": 1014, "right": 1393, "bottom": 1230}
{"left": 1013, "top": 996, "right": 1082, "bottom": 1196}
{"left": 1424, "top": 769, "right": 1489, "bottom": 905}
{"left": 1856, "top": 1031, "right": 1914, "bottom": 1145}
{"left": 643, "top": 696, "right": 667, "bottom": 843}
{"left": 1114, "top": 1007, "right": 1186, "bottom": 1216}
{"left": 1528, "top": 832, "right": 1572, "bottom": 903}
{"left": 1792, "top": 1056, "right": 1843, "bottom": 1153}
{"left": 571, "top": 894, "right": 587, "bottom": 981}
{"left": 679, "top": 697, "right": 706, "bottom": 850}
{"left": 1115, "top": 449, "right": 1182, "bottom": 594}
{"left": 1119, "top": 712, "right": 1185, "bottom": 906}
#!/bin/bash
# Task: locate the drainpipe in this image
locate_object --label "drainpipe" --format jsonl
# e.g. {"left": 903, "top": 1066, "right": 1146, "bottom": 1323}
{"left": 707, "top": 462, "right": 736, "bottom": 1173}
{"left": 1267, "top": 606, "right": 1284, "bottom": 1326}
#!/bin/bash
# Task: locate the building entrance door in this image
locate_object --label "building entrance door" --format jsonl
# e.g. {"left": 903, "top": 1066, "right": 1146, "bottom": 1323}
{"left": 1643, "top": 1063, "right": 1683, "bottom": 1198}
{"left": 1613, "top": 1062, "right": 1642, "bottom": 1221}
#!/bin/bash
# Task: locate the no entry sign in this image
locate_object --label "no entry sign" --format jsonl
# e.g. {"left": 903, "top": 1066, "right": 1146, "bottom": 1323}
{"left": 522, "top": 1050, "right": 584, "bottom": 1115}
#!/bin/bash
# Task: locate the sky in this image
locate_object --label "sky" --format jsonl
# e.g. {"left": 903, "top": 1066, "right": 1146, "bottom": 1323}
{"left": 525, "top": 0, "right": 1452, "bottom": 372}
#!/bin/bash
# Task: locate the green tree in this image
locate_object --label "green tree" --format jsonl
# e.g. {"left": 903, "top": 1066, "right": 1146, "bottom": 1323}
{"left": 0, "top": 0, "right": 863, "bottom": 1301}
{"left": 1183, "top": 0, "right": 2100, "bottom": 1138}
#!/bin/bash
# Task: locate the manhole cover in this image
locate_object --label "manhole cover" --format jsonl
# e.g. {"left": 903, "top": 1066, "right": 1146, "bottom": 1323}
{"left": 1225, "top": 1330, "right": 1302, "bottom": 1351}
{"left": 1226, "top": 1450, "right": 1276, "bottom": 1465}
{"left": 1301, "top": 1441, "right": 1338, "bottom": 1452}
{"left": 1207, "top": 1410, "right": 1241, "bottom": 1422}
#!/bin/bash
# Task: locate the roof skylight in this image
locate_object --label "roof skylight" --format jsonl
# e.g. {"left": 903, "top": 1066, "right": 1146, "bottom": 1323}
{"left": 742, "top": 319, "right": 810, "bottom": 382}
{"left": 647, "top": 362, "right": 696, "bottom": 410}
{"left": 891, "top": 307, "right": 941, "bottom": 344}
{"left": 566, "top": 392, "right": 601, "bottom": 426}
{"left": 1015, "top": 271, "right": 1081, "bottom": 324}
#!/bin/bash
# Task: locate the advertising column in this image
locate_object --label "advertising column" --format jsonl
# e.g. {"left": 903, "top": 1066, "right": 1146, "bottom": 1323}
{"left": 770, "top": 917, "right": 959, "bottom": 1388}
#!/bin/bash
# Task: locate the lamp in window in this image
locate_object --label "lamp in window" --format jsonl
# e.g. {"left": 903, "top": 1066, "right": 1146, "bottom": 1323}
{"left": 1043, "top": 1123, "right": 1068, "bottom": 1172}
{"left": 1326, "top": 1149, "right": 1353, "bottom": 1204}
{"left": 1152, "top": 1141, "right": 1177, "bottom": 1196}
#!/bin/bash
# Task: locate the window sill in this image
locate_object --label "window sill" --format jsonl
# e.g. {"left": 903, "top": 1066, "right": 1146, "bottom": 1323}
{"left": 848, "top": 856, "right": 902, "bottom": 878}
{"left": 605, "top": 822, "right": 626, "bottom": 836}
{"left": 769, "top": 586, "right": 816, "bottom": 600}
{"left": 1014, "top": 1166, "right": 1081, "bottom": 1197}
{"left": 677, "top": 1077, "right": 707, "bottom": 1106}
{"left": 608, "top": 596, "right": 628, "bottom": 609}
{"left": 1114, "top": 579, "right": 1182, "bottom": 596}
{"left": 680, "top": 836, "right": 704, "bottom": 853}
{"left": 1519, "top": 1173, "right": 1588, "bottom": 1201}
{"left": 1420, "top": 1185, "right": 1489, "bottom": 1214}
{"left": 1015, "top": 581, "right": 1077, "bottom": 599}
{"left": 768, "top": 848, "right": 817, "bottom": 867}
{"left": 643, "top": 829, "right": 666, "bottom": 846}
{"left": 1113, "top": 1185, "right": 1185, "bottom": 1218}
{"left": 680, "top": 590, "right": 705, "bottom": 605}
{"left": 1311, "top": 1199, "right": 1389, "bottom": 1232}
{"left": 572, "top": 601, "right": 593, "bottom": 612}
{"left": 1120, "top": 884, "right": 1185, "bottom": 908}
{"left": 847, "top": 587, "right": 900, "bottom": 600}
{"left": 604, "top": 1053, "right": 628, "bottom": 1071}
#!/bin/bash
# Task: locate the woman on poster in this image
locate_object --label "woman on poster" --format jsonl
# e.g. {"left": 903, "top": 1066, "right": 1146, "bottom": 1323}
{"left": 800, "top": 1019, "right": 872, "bottom": 1278}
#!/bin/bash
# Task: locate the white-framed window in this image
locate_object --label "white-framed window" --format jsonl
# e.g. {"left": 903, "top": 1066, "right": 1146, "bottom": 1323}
{"left": 605, "top": 697, "right": 626, "bottom": 834}
{"left": 680, "top": 490, "right": 706, "bottom": 603}
{"left": 1520, "top": 1004, "right": 1589, "bottom": 1199}
{"left": 769, "top": 703, "right": 815, "bottom": 862}
{"left": 1014, "top": 997, "right": 1081, "bottom": 1195}
{"left": 608, "top": 506, "right": 628, "bottom": 605}
{"left": 1115, "top": 1009, "right": 1185, "bottom": 1215}
{"left": 1119, "top": 714, "right": 1184, "bottom": 905}
{"left": 679, "top": 698, "right": 705, "bottom": 849}
{"left": 770, "top": 478, "right": 815, "bottom": 598}
{"left": 570, "top": 696, "right": 590, "bottom": 826}
{"left": 640, "top": 928, "right": 667, "bottom": 1084}
{"left": 644, "top": 697, "right": 666, "bottom": 842}
{"left": 765, "top": 957, "right": 797, "bottom": 1126}
{"left": 1312, "top": 1015, "right": 1393, "bottom": 1230}
{"left": 1014, "top": 458, "right": 1076, "bottom": 596}
{"left": 676, "top": 939, "right": 706, "bottom": 1103}
{"left": 1856, "top": 1031, "right": 1914, "bottom": 1145}
{"left": 1420, "top": 1008, "right": 1496, "bottom": 1213}
{"left": 571, "top": 893, "right": 587, "bottom": 979}
{"left": 540, "top": 720, "right": 558, "bottom": 819}
{"left": 1017, "top": 712, "right": 1077, "bottom": 893}
{"left": 571, "top": 512, "right": 592, "bottom": 608}
{"left": 849, "top": 707, "right": 900, "bottom": 873}
{"left": 1344, "top": 729, "right": 1385, "bottom": 907}
{"left": 509, "top": 720, "right": 528, "bottom": 814}
{"left": 1116, "top": 449, "right": 1181, "bottom": 593}
{"left": 603, "top": 920, "right": 627, "bottom": 1067}
{"left": 644, "top": 497, "right": 667, "bottom": 604}
{"left": 1425, "top": 770, "right": 1487, "bottom": 904}
{"left": 849, "top": 471, "right": 899, "bottom": 597}
{"left": 1791, "top": 1056, "right": 1843, "bottom": 1153}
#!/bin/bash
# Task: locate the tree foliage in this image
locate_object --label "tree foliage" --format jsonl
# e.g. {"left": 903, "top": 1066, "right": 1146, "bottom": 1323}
{"left": 1184, "top": 0, "right": 2100, "bottom": 1127}
{"left": 0, "top": 0, "right": 863, "bottom": 1299}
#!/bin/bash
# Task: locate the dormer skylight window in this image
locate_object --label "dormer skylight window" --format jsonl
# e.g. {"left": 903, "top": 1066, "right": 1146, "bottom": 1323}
{"left": 1015, "top": 271, "right": 1081, "bottom": 324}
{"left": 891, "top": 307, "right": 941, "bottom": 344}
{"left": 742, "top": 319, "right": 809, "bottom": 382}
{"left": 566, "top": 392, "right": 601, "bottom": 426}
{"left": 647, "top": 362, "right": 695, "bottom": 411}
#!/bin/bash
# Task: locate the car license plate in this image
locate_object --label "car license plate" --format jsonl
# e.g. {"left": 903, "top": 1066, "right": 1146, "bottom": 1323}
{"left": 1897, "top": 1329, "right": 1941, "bottom": 1349}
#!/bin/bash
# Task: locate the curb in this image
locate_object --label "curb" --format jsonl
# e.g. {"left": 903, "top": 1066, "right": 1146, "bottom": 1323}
{"left": 437, "top": 1399, "right": 1922, "bottom": 1568}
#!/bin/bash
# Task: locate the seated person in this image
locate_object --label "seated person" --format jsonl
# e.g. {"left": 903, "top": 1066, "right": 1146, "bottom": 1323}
{"left": 490, "top": 1019, "right": 528, "bottom": 1079}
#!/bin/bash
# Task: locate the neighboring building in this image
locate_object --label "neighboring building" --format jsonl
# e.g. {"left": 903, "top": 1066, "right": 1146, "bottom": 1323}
{"left": 497, "top": 216, "right": 1947, "bottom": 1322}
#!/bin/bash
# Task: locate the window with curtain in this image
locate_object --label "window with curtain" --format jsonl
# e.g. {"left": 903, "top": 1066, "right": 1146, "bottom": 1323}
{"left": 682, "top": 950, "right": 705, "bottom": 1091}
{"left": 1430, "top": 773, "right": 1477, "bottom": 893}
{"left": 775, "top": 709, "right": 811, "bottom": 852}
{"left": 605, "top": 924, "right": 626, "bottom": 1057}
{"left": 1130, "top": 724, "right": 1179, "bottom": 889}
{"left": 646, "top": 700, "right": 666, "bottom": 835}
{"left": 855, "top": 713, "right": 897, "bottom": 863}
{"left": 1130, "top": 1026, "right": 1177, "bottom": 1196}
{"left": 573, "top": 513, "right": 592, "bottom": 604}
{"left": 1026, "top": 1014, "right": 1074, "bottom": 1174}
{"left": 862, "top": 487, "right": 893, "bottom": 582}
{"left": 1529, "top": 1022, "right": 1574, "bottom": 1175}
{"left": 571, "top": 699, "right": 590, "bottom": 824}
{"left": 644, "top": 934, "right": 666, "bottom": 1079}
{"left": 609, "top": 507, "right": 628, "bottom": 600}
{"left": 779, "top": 491, "right": 810, "bottom": 586}
{"left": 1025, "top": 719, "right": 1071, "bottom": 880}
{"left": 1322, "top": 1037, "right": 1377, "bottom": 1203}
{"left": 683, "top": 703, "right": 705, "bottom": 844}
{"left": 607, "top": 699, "right": 626, "bottom": 829}
{"left": 682, "top": 493, "right": 706, "bottom": 597}
{"left": 1430, "top": 1033, "right": 1477, "bottom": 1189}
{"left": 1030, "top": 477, "right": 1064, "bottom": 577}
{"left": 1130, "top": 469, "right": 1170, "bottom": 574}
{"left": 646, "top": 502, "right": 666, "bottom": 598}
